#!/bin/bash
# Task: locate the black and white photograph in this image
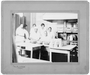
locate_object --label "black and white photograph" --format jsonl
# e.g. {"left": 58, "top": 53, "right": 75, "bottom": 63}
{"left": 12, "top": 13, "right": 78, "bottom": 63}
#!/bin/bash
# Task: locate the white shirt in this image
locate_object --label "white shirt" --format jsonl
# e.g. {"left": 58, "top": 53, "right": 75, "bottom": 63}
{"left": 39, "top": 28, "right": 46, "bottom": 38}
{"left": 30, "top": 28, "right": 40, "bottom": 41}
{"left": 15, "top": 24, "right": 29, "bottom": 43}
{"left": 47, "top": 31, "right": 53, "bottom": 39}
{"left": 41, "top": 31, "right": 54, "bottom": 44}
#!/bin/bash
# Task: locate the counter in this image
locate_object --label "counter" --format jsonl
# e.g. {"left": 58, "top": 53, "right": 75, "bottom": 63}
{"left": 15, "top": 42, "right": 77, "bottom": 62}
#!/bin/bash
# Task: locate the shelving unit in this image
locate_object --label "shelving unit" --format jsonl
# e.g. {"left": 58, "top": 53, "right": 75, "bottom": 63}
{"left": 56, "top": 19, "right": 78, "bottom": 62}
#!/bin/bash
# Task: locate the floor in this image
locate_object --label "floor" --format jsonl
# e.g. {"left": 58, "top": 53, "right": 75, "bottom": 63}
{"left": 17, "top": 56, "right": 50, "bottom": 63}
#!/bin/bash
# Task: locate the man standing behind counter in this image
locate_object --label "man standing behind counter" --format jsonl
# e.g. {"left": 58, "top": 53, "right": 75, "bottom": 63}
{"left": 30, "top": 26, "right": 41, "bottom": 43}
{"left": 16, "top": 24, "right": 29, "bottom": 43}
{"left": 15, "top": 24, "right": 29, "bottom": 58}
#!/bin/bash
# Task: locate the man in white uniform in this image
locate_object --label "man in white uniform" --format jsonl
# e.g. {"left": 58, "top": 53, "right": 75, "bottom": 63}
{"left": 15, "top": 24, "right": 29, "bottom": 59}
{"left": 30, "top": 27, "right": 41, "bottom": 43}
{"left": 15, "top": 24, "right": 29, "bottom": 43}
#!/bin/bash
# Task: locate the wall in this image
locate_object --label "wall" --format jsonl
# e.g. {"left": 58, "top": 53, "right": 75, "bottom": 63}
{"left": 23, "top": 13, "right": 30, "bottom": 33}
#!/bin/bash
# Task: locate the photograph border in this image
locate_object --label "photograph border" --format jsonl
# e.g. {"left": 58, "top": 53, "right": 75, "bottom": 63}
{"left": 1, "top": 1, "right": 89, "bottom": 74}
